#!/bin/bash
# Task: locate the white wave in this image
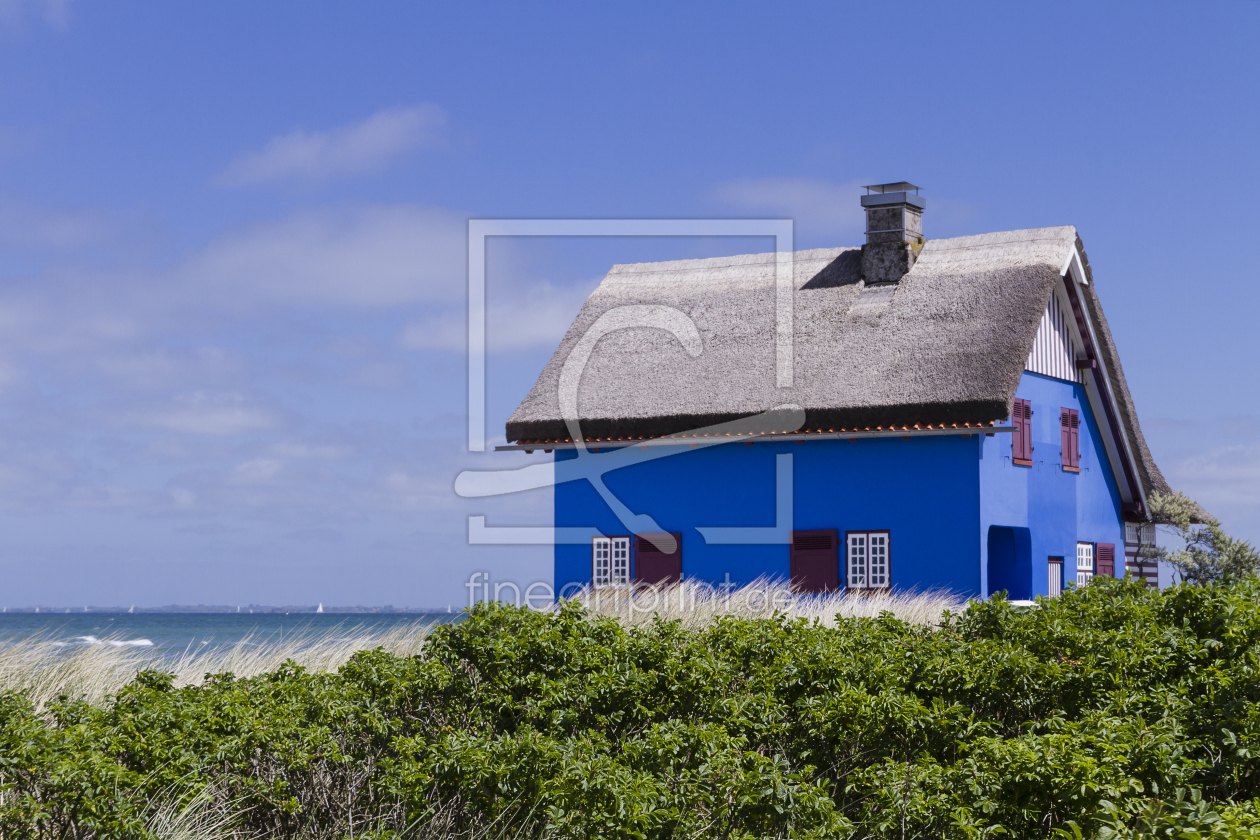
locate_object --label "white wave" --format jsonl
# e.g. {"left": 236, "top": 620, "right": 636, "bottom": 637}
{"left": 67, "top": 635, "right": 153, "bottom": 648}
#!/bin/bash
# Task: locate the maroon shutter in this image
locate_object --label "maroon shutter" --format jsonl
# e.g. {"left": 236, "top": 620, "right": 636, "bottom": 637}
{"left": 790, "top": 530, "right": 839, "bottom": 593}
{"left": 1060, "top": 408, "right": 1071, "bottom": 467}
{"left": 1013, "top": 399, "right": 1032, "bottom": 463}
{"left": 1012, "top": 401, "right": 1024, "bottom": 460}
{"left": 1069, "top": 410, "right": 1080, "bottom": 469}
{"left": 1024, "top": 401, "right": 1035, "bottom": 460}
{"left": 633, "top": 533, "right": 682, "bottom": 585}
{"left": 1096, "top": 543, "right": 1116, "bottom": 577}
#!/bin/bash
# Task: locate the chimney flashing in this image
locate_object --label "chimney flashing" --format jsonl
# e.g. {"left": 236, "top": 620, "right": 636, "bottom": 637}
{"left": 860, "top": 191, "right": 926, "bottom": 210}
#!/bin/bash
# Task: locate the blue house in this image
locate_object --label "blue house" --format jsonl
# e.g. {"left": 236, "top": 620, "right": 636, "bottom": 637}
{"left": 502, "top": 184, "right": 1169, "bottom": 600}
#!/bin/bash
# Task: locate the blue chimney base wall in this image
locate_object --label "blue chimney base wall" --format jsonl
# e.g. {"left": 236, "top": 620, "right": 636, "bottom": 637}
{"left": 978, "top": 371, "right": 1126, "bottom": 597}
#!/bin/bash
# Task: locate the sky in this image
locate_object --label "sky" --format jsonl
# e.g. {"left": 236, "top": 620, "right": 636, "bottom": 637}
{"left": 0, "top": 1, "right": 1258, "bottom": 608}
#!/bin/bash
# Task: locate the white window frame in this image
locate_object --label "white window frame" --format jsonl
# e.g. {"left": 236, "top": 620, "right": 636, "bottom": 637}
{"left": 846, "top": 531, "right": 890, "bottom": 591}
{"left": 1048, "top": 557, "right": 1063, "bottom": 597}
{"left": 592, "top": 536, "right": 630, "bottom": 589}
{"left": 1077, "top": 541, "right": 1094, "bottom": 586}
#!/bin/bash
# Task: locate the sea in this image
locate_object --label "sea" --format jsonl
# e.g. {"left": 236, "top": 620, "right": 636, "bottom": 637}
{"left": 0, "top": 611, "right": 460, "bottom": 660}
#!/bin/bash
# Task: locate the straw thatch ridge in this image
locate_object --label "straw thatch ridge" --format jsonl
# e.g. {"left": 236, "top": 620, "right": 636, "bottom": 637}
{"left": 507, "top": 228, "right": 1068, "bottom": 439}
{"left": 506, "top": 226, "right": 1169, "bottom": 502}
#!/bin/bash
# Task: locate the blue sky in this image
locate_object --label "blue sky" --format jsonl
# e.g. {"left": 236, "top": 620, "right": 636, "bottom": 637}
{"left": 1, "top": 1, "right": 1257, "bottom": 608}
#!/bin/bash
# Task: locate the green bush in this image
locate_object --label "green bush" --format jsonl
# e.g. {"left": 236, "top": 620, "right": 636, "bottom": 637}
{"left": 5, "top": 578, "right": 1260, "bottom": 838}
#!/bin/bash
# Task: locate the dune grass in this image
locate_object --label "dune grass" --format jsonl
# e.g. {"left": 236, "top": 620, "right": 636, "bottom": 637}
{"left": 571, "top": 576, "right": 967, "bottom": 631}
{"left": 0, "top": 583, "right": 965, "bottom": 712}
{"left": 0, "top": 620, "right": 436, "bottom": 711}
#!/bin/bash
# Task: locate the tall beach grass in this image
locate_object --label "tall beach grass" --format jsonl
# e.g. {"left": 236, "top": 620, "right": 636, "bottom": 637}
{"left": 0, "top": 620, "right": 435, "bottom": 711}
{"left": 571, "top": 576, "right": 967, "bottom": 631}
{"left": 0, "top": 583, "right": 966, "bottom": 711}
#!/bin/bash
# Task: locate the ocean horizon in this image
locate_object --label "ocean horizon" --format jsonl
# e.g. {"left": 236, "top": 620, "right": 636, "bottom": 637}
{"left": 0, "top": 610, "right": 460, "bottom": 659}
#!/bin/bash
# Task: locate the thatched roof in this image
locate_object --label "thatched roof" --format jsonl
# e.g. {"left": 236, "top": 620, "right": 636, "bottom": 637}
{"left": 506, "top": 225, "right": 1169, "bottom": 501}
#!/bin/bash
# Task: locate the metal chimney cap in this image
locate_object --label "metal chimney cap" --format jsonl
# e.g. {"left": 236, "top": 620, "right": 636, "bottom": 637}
{"left": 863, "top": 182, "right": 921, "bottom": 194}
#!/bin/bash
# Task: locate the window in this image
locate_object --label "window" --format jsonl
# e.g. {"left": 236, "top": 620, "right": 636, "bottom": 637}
{"left": 1012, "top": 398, "right": 1033, "bottom": 465}
{"left": 1076, "top": 542, "right": 1094, "bottom": 585}
{"left": 1060, "top": 408, "right": 1080, "bottom": 471}
{"left": 1126, "top": 523, "right": 1156, "bottom": 547}
{"left": 847, "top": 531, "right": 890, "bottom": 591}
{"left": 592, "top": 536, "right": 630, "bottom": 588}
{"left": 1048, "top": 557, "right": 1064, "bottom": 597}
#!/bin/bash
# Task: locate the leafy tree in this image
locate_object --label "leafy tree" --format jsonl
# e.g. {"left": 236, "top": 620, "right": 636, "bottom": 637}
{"left": 1148, "top": 492, "right": 1260, "bottom": 585}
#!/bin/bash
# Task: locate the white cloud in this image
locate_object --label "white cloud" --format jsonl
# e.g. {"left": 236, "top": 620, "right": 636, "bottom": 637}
{"left": 711, "top": 177, "right": 867, "bottom": 240}
{"left": 269, "top": 442, "right": 347, "bottom": 460}
{"left": 1171, "top": 443, "right": 1260, "bottom": 510}
{"left": 232, "top": 458, "right": 283, "bottom": 485}
{"left": 95, "top": 347, "right": 237, "bottom": 392}
{"left": 217, "top": 104, "right": 447, "bottom": 187}
{"left": 400, "top": 281, "right": 592, "bottom": 353}
{"left": 124, "top": 391, "right": 285, "bottom": 435}
{"left": 398, "top": 311, "right": 463, "bottom": 351}
{"left": 176, "top": 204, "right": 465, "bottom": 308}
{"left": 0, "top": 198, "right": 112, "bottom": 251}
{"left": 0, "top": 0, "right": 70, "bottom": 31}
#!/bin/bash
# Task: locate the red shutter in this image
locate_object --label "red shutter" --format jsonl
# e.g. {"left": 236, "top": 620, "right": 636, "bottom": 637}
{"left": 1069, "top": 410, "right": 1080, "bottom": 469}
{"left": 1012, "top": 401, "right": 1023, "bottom": 460}
{"left": 1096, "top": 543, "right": 1116, "bottom": 577}
{"left": 1061, "top": 408, "right": 1080, "bottom": 471}
{"left": 1013, "top": 399, "right": 1033, "bottom": 463}
{"left": 633, "top": 533, "right": 682, "bottom": 586}
{"left": 790, "top": 530, "right": 839, "bottom": 592}
{"left": 1060, "top": 408, "right": 1071, "bottom": 467}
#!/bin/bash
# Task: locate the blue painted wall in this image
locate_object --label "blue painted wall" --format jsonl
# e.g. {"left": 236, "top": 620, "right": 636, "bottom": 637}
{"left": 555, "top": 434, "right": 984, "bottom": 598}
{"left": 555, "top": 370, "right": 1128, "bottom": 600}
{"left": 978, "top": 371, "right": 1126, "bottom": 597}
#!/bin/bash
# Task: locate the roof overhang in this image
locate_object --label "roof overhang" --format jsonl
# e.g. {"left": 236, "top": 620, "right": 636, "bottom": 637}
{"left": 1057, "top": 244, "right": 1150, "bottom": 520}
{"left": 497, "top": 424, "right": 1013, "bottom": 452}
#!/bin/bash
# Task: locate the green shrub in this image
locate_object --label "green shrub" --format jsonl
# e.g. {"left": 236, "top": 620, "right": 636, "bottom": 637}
{"left": 5, "top": 578, "right": 1260, "bottom": 837}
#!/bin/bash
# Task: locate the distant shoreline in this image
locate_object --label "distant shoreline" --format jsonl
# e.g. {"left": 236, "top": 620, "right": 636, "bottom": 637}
{"left": 0, "top": 605, "right": 453, "bottom": 615}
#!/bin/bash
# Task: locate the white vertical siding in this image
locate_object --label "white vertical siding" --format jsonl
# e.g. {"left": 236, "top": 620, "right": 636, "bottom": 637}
{"left": 1025, "top": 292, "right": 1082, "bottom": 383}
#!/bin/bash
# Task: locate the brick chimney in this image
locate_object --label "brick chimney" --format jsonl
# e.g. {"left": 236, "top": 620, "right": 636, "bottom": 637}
{"left": 861, "top": 182, "right": 925, "bottom": 285}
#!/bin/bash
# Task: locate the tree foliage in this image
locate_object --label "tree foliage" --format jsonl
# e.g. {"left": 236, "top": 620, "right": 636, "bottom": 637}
{"left": 1148, "top": 492, "right": 1260, "bottom": 584}
{"left": 6, "top": 580, "right": 1260, "bottom": 837}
